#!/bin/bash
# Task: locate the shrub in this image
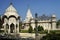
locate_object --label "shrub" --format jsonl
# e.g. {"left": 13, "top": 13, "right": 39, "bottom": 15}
{"left": 38, "top": 25, "right": 44, "bottom": 31}
{"left": 40, "top": 33, "right": 60, "bottom": 40}
{"left": 28, "top": 26, "right": 33, "bottom": 33}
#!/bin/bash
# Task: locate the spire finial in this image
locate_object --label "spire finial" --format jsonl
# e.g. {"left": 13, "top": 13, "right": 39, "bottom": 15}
{"left": 10, "top": 2, "right": 12, "bottom": 5}
{"left": 10, "top": 0, "right": 12, "bottom": 5}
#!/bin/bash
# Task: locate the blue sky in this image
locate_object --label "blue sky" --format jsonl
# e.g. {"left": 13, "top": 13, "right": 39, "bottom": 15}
{"left": 0, "top": 0, "right": 60, "bottom": 20}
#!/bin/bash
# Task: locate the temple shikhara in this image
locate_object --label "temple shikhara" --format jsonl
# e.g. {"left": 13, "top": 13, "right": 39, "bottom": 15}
{"left": 1, "top": 3, "right": 56, "bottom": 34}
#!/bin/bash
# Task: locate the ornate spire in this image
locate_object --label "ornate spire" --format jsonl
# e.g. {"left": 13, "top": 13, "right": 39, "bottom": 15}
{"left": 24, "top": 6, "right": 33, "bottom": 23}
{"left": 26, "top": 4, "right": 33, "bottom": 18}
{"left": 26, "top": 7, "right": 33, "bottom": 18}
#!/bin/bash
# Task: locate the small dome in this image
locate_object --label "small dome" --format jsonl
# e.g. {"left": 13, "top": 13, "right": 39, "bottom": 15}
{"left": 4, "top": 3, "right": 19, "bottom": 18}
{"left": 6, "top": 4, "right": 17, "bottom": 12}
{"left": 52, "top": 14, "right": 56, "bottom": 17}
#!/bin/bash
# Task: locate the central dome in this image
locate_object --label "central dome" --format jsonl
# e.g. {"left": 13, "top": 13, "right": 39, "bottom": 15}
{"left": 6, "top": 3, "right": 17, "bottom": 12}
{"left": 4, "top": 3, "right": 19, "bottom": 18}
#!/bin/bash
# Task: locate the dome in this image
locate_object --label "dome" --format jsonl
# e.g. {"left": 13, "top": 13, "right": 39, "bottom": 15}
{"left": 6, "top": 3, "right": 17, "bottom": 12}
{"left": 4, "top": 3, "right": 19, "bottom": 18}
{"left": 52, "top": 14, "right": 56, "bottom": 17}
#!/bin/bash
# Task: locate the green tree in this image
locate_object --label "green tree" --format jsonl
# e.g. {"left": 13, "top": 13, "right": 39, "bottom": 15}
{"left": 0, "top": 16, "right": 2, "bottom": 29}
{"left": 19, "top": 21, "right": 22, "bottom": 32}
{"left": 56, "top": 20, "right": 60, "bottom": 28}
{"left": 34, "top": 25, "right": 44, "bottom": 32}
{"left": 0, "top": 15, "right": 3, "bottom": 33}
{"left": 28, "top": 25, "right": 33, "bottom": 33}
{"left": 38, "top": 25, "right": 44, "bottom": 31}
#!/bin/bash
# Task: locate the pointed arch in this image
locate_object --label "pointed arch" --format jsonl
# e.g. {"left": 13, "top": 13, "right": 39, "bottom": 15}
{"left": 10, "top": 23, "right": 14, "bottom": 33}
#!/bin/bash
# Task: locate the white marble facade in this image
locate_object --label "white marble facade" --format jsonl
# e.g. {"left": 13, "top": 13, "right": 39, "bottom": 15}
{"left": 2, "top": 3, "right": 20, "bottom": 34}
{"left": 23, "top": 8, "right": 56, "bottom": 30}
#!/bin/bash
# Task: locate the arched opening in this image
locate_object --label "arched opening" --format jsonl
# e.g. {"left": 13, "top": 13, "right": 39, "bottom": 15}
{"left": 16, "top": 24, "right": 18, "bottom": 28}
{"left": 8, "top": 15, "right": 17, "bottom": 20}
{"left": 10, "top": 23, "right": 14, "bottom": 33}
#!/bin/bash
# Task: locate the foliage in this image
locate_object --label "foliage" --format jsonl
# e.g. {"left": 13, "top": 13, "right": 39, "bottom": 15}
{"left": 34, "top": 25, "right": 44, "bottom": 32}
{"left": 38, "top": 25, "right": 44, "bottom": 31}
{"left": 0, "top": 15, "right": 2, "bottom": 29}
{"left": 40, "top": 33, "right": 60, "bottom": 40}
{"left": 34, "top": 26, "right": 47, "bottom": 34}
{"left": 19, "top": 21, "right": 22, "bottom": 32}
{"left": 28, "top": 25, "right": 33, "bottom": 33}
{"left": 50, "top": 30, "right": 60, "bottom": 34}
{"left": 0, "top": 15, "right": 3, "bottom": 33}
{"left": 56, "top": 20, "right": 60, "bottom": 28}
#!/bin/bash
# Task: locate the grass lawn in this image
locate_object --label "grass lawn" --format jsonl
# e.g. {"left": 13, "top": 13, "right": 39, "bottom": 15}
{"left": 20, "top": 29, "right": 48, "bottom": 34}
{"left": 50, "top": 30, "right": 60, "bottom": 34}
{"left": 20, "top": 29, "right": 60, "bottom": 34}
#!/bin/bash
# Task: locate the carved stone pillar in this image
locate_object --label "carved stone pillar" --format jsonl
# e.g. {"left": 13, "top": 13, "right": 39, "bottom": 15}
{"left": 4, "top": 23, "right": 6, "bottom": 34}
{"left": 14, "top": 24, "right": 16, "bottom": 34}
{"left": 17, "top": 23, "right": 19, "bottom": 33}
{"left": 8, "top": 25, "right": 10, "bottom": 34}
{"left": 17, "top": 20, "right": 19, "bottom": 34}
